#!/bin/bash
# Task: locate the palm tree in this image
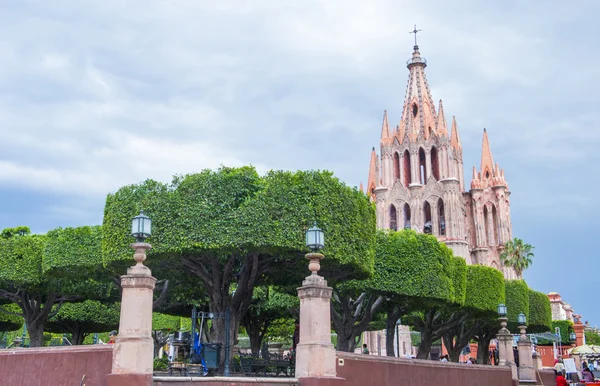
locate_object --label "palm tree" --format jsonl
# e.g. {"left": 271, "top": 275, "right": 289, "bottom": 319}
{"left": 500, "top": 238, "right": 534, "bottom": 278}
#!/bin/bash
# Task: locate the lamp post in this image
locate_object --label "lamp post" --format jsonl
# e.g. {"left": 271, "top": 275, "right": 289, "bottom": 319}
{"left": 295, "top": 222, "right": 338, "bottom": 380}
{"left": 107, "top": 211, "right": 156, "bottom": 386}
{"left": 496, "top": 304, "right": 517, "bottom": 381}
{"left": 516, "top": 312, "right": 536, "bottom": 382}
{"left": 570, "top": 331, "right": 577, "bottom": 348}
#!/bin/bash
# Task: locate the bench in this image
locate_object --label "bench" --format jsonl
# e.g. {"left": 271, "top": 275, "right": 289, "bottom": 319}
{"left": 239, "top": 356, "right": 294, "bottom": 377}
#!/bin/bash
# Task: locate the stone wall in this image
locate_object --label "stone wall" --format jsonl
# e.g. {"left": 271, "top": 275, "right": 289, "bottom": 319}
{"left": 336, "top": 351, "right": 514, "bottom": 386}
{"left": 0, "top": 345, "right": 112, "bottom": 386}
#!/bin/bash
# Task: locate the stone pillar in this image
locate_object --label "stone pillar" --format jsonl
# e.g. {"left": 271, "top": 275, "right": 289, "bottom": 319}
{"left": 573, "top": 315, "right": 585, "bottom": 347}
{"left": 295, "top": 253, "right": 344, "bottom": 385}
{"left": 517, "top": 325, "right": 536, "bottom": 382}
{"left": 106, "top": 243, "right": 156, "bottom": 386}
{"left": 496, "top": 317, "right": 517, "bottom": 381}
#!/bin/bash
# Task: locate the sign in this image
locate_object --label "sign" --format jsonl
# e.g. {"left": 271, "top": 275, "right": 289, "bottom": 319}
{"left": 564, "top": 358, "right": 577, "bottom": 374}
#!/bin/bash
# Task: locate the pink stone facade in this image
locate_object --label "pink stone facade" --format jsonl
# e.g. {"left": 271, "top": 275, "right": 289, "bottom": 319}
{"left": 366, "top": 46, "right": 516, "bottom": 279}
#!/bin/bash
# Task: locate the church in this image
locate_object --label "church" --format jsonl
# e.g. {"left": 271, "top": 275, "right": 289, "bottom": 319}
{"left": 363, "top": 41, "right": 517, "bottom": 280}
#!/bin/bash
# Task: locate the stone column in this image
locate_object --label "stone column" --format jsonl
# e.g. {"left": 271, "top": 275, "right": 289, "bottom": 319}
{"left": 517, "top": 325, "right": 536, "bottom": 382}
{"left": 106, "top": 243, "right": 156, "bottom": 386}
{"left": 295, "top": 253, "right": 344, "bottom": 384}
{"left": 496, "top": 317, "right": 517, "bottom": 381}
{"left": 573, "top": 315, "right": 585, "bottom": 347}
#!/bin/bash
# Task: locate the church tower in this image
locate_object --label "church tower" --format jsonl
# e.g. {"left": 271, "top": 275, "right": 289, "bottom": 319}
{"left": 366, "top": 41, "right": 515, "bottom": 278}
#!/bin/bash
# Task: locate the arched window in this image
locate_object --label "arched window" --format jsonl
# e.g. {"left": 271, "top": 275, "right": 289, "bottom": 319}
{"left": 438, "top": 198, "right": 446, "bottom": 236}
{"left": 423, "top": 201, "right": 432, "bottom": 234}
{"left": 389, "top": 205, "right": 397, "bottom": 231}
{"left": 403, "top": 204, "right": 411, "bottom": 229}
{"left": 483, "top": 206, "right": 489, "bottom": 245}
{"left": 492, "top": 205, "right": 499, "bottom": 245}
{"left": 431, "top": 147, "right": 440, "bottom": 181}
{"left": 393, "top": 153, "right": 400, "bottom": 182}
{"left": 403, "top": 150, "right": 411, "bottom": 187}
{"left": 418, "top": 148, "right": 426, "bottom": 184}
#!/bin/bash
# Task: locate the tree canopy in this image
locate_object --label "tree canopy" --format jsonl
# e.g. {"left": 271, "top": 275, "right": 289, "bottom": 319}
{"left": 504, "top": 279, "right": 530, "bottom": 332}
{"left": 527, "top": 289, "right": 552, "bottom": 333}
{"left": 45, "top": 301, "right": 120, "bottom": 345}
{"left": 500, "top": 238, "right": 534, "bottom": 277}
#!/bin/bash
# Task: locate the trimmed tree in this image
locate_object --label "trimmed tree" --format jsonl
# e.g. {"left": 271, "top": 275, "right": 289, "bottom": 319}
{"left": 527, "top": 290, "right": 552, "bottom": 334}
{"left": 102, "top": 167, "right": 376, "bottom": 367}
{"left": 442, "top": 265, "right": 505, "bottom": 363}
{"left": 505, "top": 280, "right": 530, "bottom": 332}
{"left": 0, "top": 304, "right": 24, "bottom": 332}
{"left": 45, "top": 301, "right": 120, "bottom": 345}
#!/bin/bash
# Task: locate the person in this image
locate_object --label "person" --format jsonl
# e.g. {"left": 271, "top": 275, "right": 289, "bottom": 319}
{"left": 362, "top": 344, "right": 369, "bottom": 354}
{"left": 108, "top": 331, "right": 117, "bottom": 344}
{"left": 555, "top": 370, "right": 568, "bottom": 386}
{"left": 554, "top": 358, "right": 565, "bottom": 376}
{"left": 440, "top": 355, "right": 448, "bottom": 362}
{"left": 582, "top": 366, "right": 594, "bottom": 382}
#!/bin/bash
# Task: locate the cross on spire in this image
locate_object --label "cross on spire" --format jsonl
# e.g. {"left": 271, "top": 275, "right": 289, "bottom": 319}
{"left": 409, "top": 25, "right": 422, "bottom": 50}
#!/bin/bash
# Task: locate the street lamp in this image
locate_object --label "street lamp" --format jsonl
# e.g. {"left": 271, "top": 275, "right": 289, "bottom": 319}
{"left": 131, "top": 210, "right": 152, "bottom": 243}
{"left": 305, "top": 222, "right": 324, "bottom": 252}
{"left": 570, "top": 331, "right": 576, "bottom": 343}
{"left": 305, "top": 222, "right": 325, "bottom": 276}
{"left": 498, "top": 304, "right": 507, "bottom": 317}
{"left": 517, "top": 313, "right": 527, "bottom": 326}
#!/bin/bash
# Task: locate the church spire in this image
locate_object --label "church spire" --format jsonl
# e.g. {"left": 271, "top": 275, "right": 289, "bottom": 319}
{"left": 450, "top": 116, "right": 462, "bottom": 150}
{"left": 366, "top": 147, "right": 378, "bottom": 198}
{"left": 399, "top": 39, "right": 437, "bottom": 142}
{"left": 480, "top": 128, "right": 494, "bottom": 178}
{"left": 380, "top": 110, "right": 392, "bottom": 145}
{"left": 436, "top": 100, "right": 448, "bottom": 137}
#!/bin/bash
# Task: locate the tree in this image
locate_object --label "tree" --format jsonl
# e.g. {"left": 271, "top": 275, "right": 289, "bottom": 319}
{"left": 0, "top": 226, "right": 114, "bottom": 347}
{"left": 102, "top": 167, "right": 376, "bottom": 367}
{"left": 0, "top": 304, "right": 24, "bottom": 332}
{"left": 45, "top": 301, "right": 120, "bottom": 345}
{"left": 504, "top": 280, "right": 529, "bottom": 332}
{"left": 500, "top": 238, "right": 534, "bottom": 278}
{"left": 331, "top": 230, "right": 458, "bottom": 354}
{"left": 240, "top": 286, "right": 298, "bottom": 357}
{"left": 585, "top": 331, "right": 600, "bottom": 346}
{"left": 527, "top": 290, "right": 552, "bottom": 334}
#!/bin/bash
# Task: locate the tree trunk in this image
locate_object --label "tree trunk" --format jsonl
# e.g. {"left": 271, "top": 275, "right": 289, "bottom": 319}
{"left": 417, "top": 330, "right": 433, "bottom": 359}
{"left": 248, "top": 328, "right": 263, "bottom": 357}
{"left": 27, "top": 319, "right": 45, "bottom": 348}
{"left": 477, "top": 336, "right": 492, "bottom": 365}
{"left": 72, "top": 325, "right": 86, "bottom": 345}
{"left": 385, "top": 319, "right": 396, "bottom": 357}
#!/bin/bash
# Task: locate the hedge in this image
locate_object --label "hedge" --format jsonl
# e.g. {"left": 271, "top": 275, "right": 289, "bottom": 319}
{"left": 102, "top": 167, "right": 377, "bottom": 281}
{"left": 465, "top": 265, "right": 505, "bottom": 314}
{"left": 528, "top": 290, "right": 552, "bottom": 333}
{"left": 505, "top": 280, "right": 529, "bottom": 331}
{"left": 43, "top": 226, "right": 103, "bottom": 273}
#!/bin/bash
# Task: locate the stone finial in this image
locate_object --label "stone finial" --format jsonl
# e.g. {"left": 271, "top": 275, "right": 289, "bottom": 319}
{"left": 305, "top": 252, "right": 324, "bottom": 276}
{"left": 129, "top": 243, "right": 152, "bottom": 275}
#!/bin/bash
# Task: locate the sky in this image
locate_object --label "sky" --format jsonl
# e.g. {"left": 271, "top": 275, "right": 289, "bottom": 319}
{"left": 0, "top": 1, "right": 599, "bottom": 326}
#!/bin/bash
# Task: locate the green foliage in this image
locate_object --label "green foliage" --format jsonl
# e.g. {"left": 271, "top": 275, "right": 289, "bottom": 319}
{"left": 585, "top": 331, "right": 600, "bottom": 346}
{"left": 1, "top": 226, "right": 31, "bottom": 239}
{"left": 464, "top": 265, "right": 505, "bottom": 314}
{"left": 43, "top": 226, "right": 103, "bottom": 273}
{"left": 0, "top": 233, "right": 45, "bottom": 284}
{"left": 449, "top": 256, "right": 467, "bottom": 306}
{"left": 0, "top": 304, "right": 24, "bottom": 332}
{"left": 537, "top": 320, "right": 574, "bottom": 345}
{"left": 527, "top": 290, "right": 552, "bottom": 333}
{"left": 505, "top": 280, "right": 529, "bottom": 331}
{"left": 154, "top": 356, "right": 169, "bottom": 370}
{"left": 362, "top": 230, "right": 455, "bottom": 302}
{"left": 45, "top": 301, "right": 120, "bottom": 335}
{"left": 102, "top": 167, "right": 376, "bottom": 280}
{"left": 152, "top": 313, "right": 181, "bottom": 332}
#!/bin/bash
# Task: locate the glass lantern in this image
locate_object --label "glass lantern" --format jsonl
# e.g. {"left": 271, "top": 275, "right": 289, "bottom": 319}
{"left": 305, "top": 222, "right": 325, "bottom": 252}
{"left": 131, "top": 210, "right": 152, "bottom": 242}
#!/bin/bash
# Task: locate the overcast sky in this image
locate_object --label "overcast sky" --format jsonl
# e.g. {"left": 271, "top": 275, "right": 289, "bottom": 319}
{"left": 1, "top": 1, "right": 598, "bottom": 327}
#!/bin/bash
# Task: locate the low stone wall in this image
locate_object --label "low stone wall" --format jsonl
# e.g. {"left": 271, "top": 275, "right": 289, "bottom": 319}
{"left": 0, "top": 345, "right": 113, "bottom": 386}
{"left": 336, "top": 352, "right": 514, "bottom": 386}
{"left": 154, "top": 377, "right": 299, "bottom": 386}
{"left": 537, "top": 369, "right": 555, "bottom": 385}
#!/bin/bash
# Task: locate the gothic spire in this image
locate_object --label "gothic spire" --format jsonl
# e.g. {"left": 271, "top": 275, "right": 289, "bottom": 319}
{"left": 480, "top": 128, "right": 494, "bottom": 178}
{"left": 436, "top": 100, "right": 448, "bottom": 137}
{"left": 450, "top": 116, "right": 462, "bottom": 150}
{"left": 366, "top": 147, "right": 378, "bottom": 197}
{"left": 380, "top": 110, "right": 392, "bottom": 145}
{"left": 399, "top": 45, "right": 437, "bottom": 142}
